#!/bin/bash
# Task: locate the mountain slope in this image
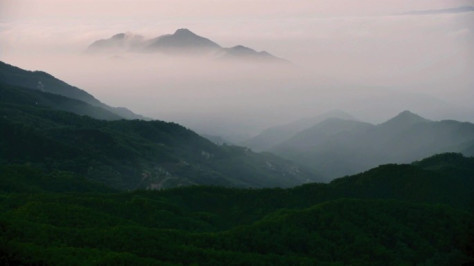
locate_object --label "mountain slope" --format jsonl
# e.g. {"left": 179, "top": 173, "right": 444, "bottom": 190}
{"left": 221, "top": 45, "right": 287, "bottom": 62}
{"left": 0, "top": 82, "right": 123, "bottom": 120}
{"left": 271, "top": 111, "right": 474, "bottom": 180}
{"left": 87, "top": 32, "right": 145, "bottom": 52}
{"left": 243, "top": 110, "right": 355, "bottom": 152}
{"left": 0, "top": 87, "right": 320, "bottom": 189}
{"left": 0, "top": 61, "right": 146, "bottom": 120}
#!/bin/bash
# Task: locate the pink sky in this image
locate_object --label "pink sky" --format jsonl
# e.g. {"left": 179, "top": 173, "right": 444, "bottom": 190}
{"left": 1, "top": 0, "right": 473, "bottom": 138}
{"left": 2, "top": 0, "right": 470, "bottom": 19}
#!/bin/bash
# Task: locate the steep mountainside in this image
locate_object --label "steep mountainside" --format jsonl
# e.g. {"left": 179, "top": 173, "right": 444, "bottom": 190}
{"left": 271, "top": 111, "right": 474, "bottom": 180}
{"left": 0, "top": 61, "right": 146, "bottom": 120}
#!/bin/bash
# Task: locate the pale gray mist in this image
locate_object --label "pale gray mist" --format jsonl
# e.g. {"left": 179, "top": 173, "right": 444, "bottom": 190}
{"left": 1, "top": 1, "right": 473, "bottom": 143}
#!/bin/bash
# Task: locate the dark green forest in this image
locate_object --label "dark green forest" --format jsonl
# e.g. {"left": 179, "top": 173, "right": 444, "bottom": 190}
{"left": 1, "top": 61, "right": 474, "bottom": 265}
{"left": 1, "top": 153, "right": 473, "bottom": 265}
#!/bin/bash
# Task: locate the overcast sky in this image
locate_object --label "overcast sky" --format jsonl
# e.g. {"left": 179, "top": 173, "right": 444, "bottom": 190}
{"left": 1, "top": 0, "right": 473, "bottom": 140}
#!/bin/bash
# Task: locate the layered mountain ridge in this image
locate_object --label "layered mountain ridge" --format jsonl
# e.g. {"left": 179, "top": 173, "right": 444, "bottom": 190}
{"left": 1, "top": 60, "right": 473, "bottom": 265}
{"left": 0, "top": 61, "right": 319, "bottom": 190}
{"left": 88, "top": 28, "right": 286, "bottom": 62}
{"left": 262, "top": 110, "right": 474, "bottom": 180}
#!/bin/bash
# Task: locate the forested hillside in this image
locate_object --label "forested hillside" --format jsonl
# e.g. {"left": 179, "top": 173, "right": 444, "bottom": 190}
{"left": 0, "top": 153, "right": 473, "bottom": 265}
{"left": 0, "top": 81, "right": 319, "bottom": 189}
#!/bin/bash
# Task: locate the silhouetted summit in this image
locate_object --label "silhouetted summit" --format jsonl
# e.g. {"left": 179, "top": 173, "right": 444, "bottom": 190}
{"left": 146, "top": 28, "right": 221, "bottom": 51}
{"left": 87, "top": 28, "right": 286, "bottom": 62}
{"left": 87, "top": 32, "right": 145, "bottom": 52}
{"left": 221, "top": 45, "right": 285, "bottom": 62}
{"left": 380, "top": 110, "right": 430, "bottom": 129}
{"left": 112, "top": 33, "right": 126, "bottom": 39}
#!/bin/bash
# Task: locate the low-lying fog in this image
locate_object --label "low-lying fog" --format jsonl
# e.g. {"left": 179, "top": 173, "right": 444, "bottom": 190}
{"left": 1, "top": 1, "right": 473, "bottom": 142}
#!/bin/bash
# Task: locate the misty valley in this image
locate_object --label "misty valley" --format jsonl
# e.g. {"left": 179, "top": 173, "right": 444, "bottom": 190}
{"left": 1, "top": 3, "right": 474, "bottom": 264}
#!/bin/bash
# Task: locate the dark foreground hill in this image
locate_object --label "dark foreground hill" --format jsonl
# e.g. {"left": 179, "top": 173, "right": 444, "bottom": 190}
{"left": 0, "top": 153, "right": 473, "bottom": 265}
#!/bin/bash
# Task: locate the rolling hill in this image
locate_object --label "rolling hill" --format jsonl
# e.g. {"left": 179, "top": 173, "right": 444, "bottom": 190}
{"left": 270, "top": 111, "right": 474, "bottom": 181}
{"left": 0, "top": 153, "right": 472, "bottom": 265}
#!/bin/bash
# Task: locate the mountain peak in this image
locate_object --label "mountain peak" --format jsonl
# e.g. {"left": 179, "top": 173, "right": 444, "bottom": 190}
{"left": 395, "top": 110, "right": 427, "bottom": 121}
{"left": 88, "top": 29, "right": 286, "bottom": 61}
{"left": 111, "top": 33, "right": 126, "bottom": 39}
{"left": 147, "top": 28, "right": 221, "bottom": 51}
{"left": 381, "top": 110, "right": 430, "bottom": 128}
{"left": 174, "top": 28, "right": 194, "bottom": 35}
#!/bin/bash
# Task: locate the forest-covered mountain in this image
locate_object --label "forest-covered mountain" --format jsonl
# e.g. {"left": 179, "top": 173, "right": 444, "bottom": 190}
{"left": 1, "top": 60, "right": 473, "bottom": 264}
{"left": 0, "top": 62, "right": 320, "bottom": 189}
{"left": 0, "top": 61, "right": 146, "bottom": 120}
{"left": 268, "top": 110, "right": 474, "bottom": 181}
{"left": 0, "top": 153, "right": 473, "bottom": 265}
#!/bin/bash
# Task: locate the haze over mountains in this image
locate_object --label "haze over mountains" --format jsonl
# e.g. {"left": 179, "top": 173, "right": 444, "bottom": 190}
{"left": 0, "top": 61, "right": 320, "bottom": 189}
{"left": 1, "top": 1, "right": 473, "bottom": 264}
{"left": 247, "top": 110, "right": 474, "bottom": 181}
{"left": 3, "top": 60, "right": 473, "bottom": 187}
{"left": 88, "top": 28, "right": 285, "bottom": 62}
{"left": 243, "top": 110, "right": 356, "bottom": 152}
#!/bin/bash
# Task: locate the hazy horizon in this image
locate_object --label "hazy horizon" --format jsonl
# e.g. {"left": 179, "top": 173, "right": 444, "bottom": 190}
{"left": 1, "top": 0, "right": 473, "bottom": 141}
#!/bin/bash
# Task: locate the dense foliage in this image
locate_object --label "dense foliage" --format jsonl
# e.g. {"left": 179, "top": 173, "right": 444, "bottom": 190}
{"left": 0, "top": 154, "right": 473, "bottom": 265}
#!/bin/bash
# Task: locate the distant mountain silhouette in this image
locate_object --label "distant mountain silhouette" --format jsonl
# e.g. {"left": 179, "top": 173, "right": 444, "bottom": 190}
{"left": 145, "top": 28, "right": 220, "bottom": 53}
{"left": 380, "top": 110, "right": 430, "bottom": 128}
{"left": 221, "top": 45, "right": 287, "bottom": 62}
{"left": 243, "top": 110, "right": 355, "bottom": 152}
{"left": 88, "top": 33, "right": 145, "bottom": 52}
{"left": 270, "top": 111, "right": 474, "bottom": 181}
{"left": 87, "top": 28, "right": 286, "bottom": 62}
